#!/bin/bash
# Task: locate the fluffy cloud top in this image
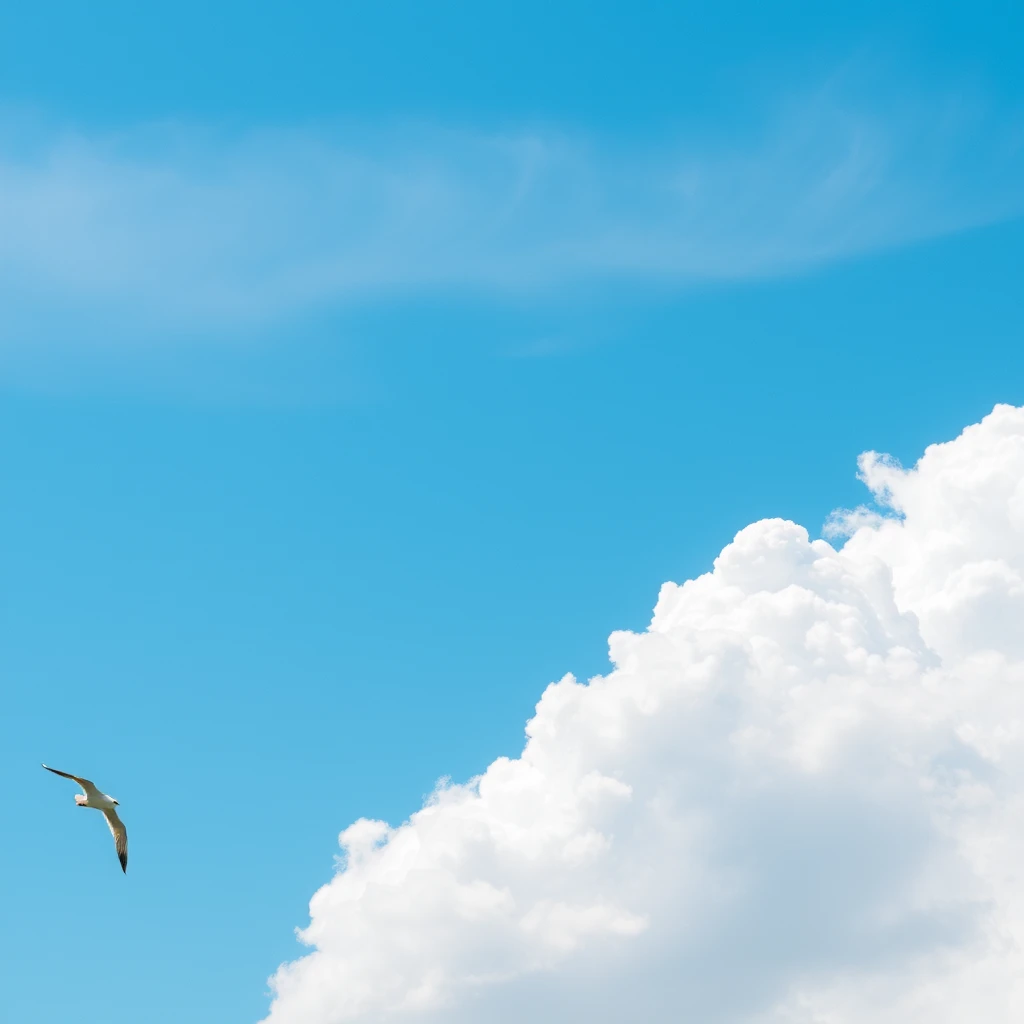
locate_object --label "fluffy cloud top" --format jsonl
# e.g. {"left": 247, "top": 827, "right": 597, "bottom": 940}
{"left": 263, "top": 405, "right": 1024, "bottom": 1023}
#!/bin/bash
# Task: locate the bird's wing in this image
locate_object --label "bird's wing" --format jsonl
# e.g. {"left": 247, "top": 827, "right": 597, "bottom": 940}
{"left": 102, "top": 808, "right": 128, "bottom": 874}
{"left": 41, "top": 764, "right": 102, "bottom": 799}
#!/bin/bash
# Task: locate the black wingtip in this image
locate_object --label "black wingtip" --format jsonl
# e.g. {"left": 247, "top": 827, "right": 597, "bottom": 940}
{"left": 120, "top": 855, "right": 128, "bottom": 873}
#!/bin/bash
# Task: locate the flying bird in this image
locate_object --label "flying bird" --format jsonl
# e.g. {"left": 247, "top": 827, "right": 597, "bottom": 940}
{"left": 41, "top": 764, "right": 128, "bottom": 873}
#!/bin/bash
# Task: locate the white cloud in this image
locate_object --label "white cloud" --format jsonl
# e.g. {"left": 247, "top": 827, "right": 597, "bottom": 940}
{"left": 262, "top": 404, "right": 1024, "bottom": 1023}
{"left": 1, "top": 74, "right": 1021, "bottom": 351}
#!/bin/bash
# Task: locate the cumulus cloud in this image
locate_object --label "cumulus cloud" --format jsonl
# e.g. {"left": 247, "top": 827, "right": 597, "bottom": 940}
{"left": 1, "top": 73, "right": 1022, "bottom": 351}
{"left": 262, "top": 404, "right": 1024, "bottom": 1023}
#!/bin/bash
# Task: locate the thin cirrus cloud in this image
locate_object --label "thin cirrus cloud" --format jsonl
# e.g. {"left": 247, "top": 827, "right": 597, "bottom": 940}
{"left": 262, "top": 404, "right": 1024, "bottom": 1023}
{"left": 0, "top": 76, "right": 1021, "bottom": 347}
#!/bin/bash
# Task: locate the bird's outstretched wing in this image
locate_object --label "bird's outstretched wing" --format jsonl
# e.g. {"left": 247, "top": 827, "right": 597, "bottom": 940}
{"left": 41, "top": 764, "right": 102, "bottom": 800}
{"left": 102, "top": 808, "right": 128, "bottom": 873}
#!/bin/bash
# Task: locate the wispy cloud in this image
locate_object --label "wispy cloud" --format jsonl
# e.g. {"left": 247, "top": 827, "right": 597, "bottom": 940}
{"left": 0, "top": 75, "right": 1021, "bottom": 347}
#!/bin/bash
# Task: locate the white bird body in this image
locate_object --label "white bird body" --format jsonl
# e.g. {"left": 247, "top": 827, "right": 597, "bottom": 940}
{"left": 42, "top": 764, "right": 129, "bottom": 873}
{"left": 74, "top": 790, "right": 117, "bottom": 811}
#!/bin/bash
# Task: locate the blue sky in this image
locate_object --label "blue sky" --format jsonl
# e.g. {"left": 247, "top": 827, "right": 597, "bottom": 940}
{"left": 2, "top": 3, "right": 1023, "bottom": 1023}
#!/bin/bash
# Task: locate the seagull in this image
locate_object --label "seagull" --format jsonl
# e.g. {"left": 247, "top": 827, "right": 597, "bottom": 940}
{"left": 41, "top": 764, "right": 128, "bottom": 873}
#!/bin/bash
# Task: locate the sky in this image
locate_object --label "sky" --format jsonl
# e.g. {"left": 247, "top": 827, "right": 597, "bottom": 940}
{"left": 2, "top": 2, "right": 1023, "bottom": 1022}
